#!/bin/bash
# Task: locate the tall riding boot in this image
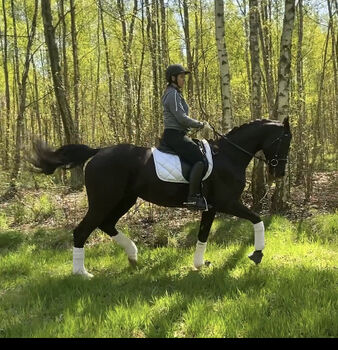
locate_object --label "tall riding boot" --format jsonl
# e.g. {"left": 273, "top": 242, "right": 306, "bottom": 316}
{"left": 184, "top": 161, "right": 207, "bottom": 211}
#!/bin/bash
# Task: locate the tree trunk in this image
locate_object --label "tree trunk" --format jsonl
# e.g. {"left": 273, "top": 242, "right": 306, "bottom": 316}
{"left": 70, "top": 0, "right": 80, "bottom": 140}
{"left": 69, "top": 0, "right": 83, "bottom": 188}
{"left": 9, "top": 0, "right": 38, "bottom": 193}
{"left": 59, "top": 0, "right": 70, "bottom": 95}
{"left": 273, "top": 0, "right": 295, "bottom": 121}
{"left": 41, "top": 0, "right": 82, "bottom": 190}
{"left": 182, "top": 0, "right": 194, "bottom": 104}
{"left": 32, "top": 57, "right": 42, "bottom": 138}
{"left": 327, "top": 0, "right": 338, "bottom": 139}
{"left": 249, "top": 0, "right": 265, "bottom": 213}
{"left": 160, "top": 0, "right": 169, "bottom": 72}
{"left": 214, "top": 0, "right": 233, "bottom": 131}
{"left": 117, "top": 0, "right": 137, "bottom": 143}
{"left": 145, "top": 0, "right": 160, "bottom": 142}
{"left": 136, "top": 0, "right": 146, "bottom": 145}
{"left": 41, "top": 0, "right": 76, "bottom": 144}
{"left": 259, "top": 0, "right": 275, "bottom": 117}
{"left": 295, "top": 0, "right": 306, "bottom": 184}
{"left": 98, "top": 0, "right": 119, "bottom": 142}
{"left": 1, "top": 0, "right": 11, "bottom": 170}
{"left": 249, "top": 0, "right": 261, "bottom": 120}
{"left": 271, "top": 0, "right": 296, "bottom": 212}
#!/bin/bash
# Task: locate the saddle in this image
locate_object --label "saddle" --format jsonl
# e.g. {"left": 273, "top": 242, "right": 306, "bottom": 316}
{"left": 151, "top": 139, "right": 213, "bottom": 183}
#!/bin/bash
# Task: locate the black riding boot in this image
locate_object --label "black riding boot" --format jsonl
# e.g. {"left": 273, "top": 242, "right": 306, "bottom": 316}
{"left": 184, "top": 161, "right": 207, "bottom": 211}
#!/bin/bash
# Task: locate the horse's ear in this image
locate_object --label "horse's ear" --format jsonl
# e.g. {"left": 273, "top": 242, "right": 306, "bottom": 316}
{"left": 283, "top": 117, "right": 290, "bottom": 130}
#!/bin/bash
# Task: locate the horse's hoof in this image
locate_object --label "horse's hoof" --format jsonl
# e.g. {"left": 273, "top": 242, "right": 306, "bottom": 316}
{"left": 248, "top": 250, "right": 263, "bottom": 265}
{"left": 193, "top": 264, "right": 203, "bottom": 271}
{"left": 73, "top": 270, "right": 94, "bottom": 279}
{"left": 204, "top": 260, "right": 212, "bottom": 267}
{"left": 193, "top": 260, "right": 211, "bottom": 271}
{"left": 128, "top": 258, "right": 138, "bottom": 268}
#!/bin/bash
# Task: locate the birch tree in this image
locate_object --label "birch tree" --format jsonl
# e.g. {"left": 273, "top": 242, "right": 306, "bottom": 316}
{"left": 271, "top": 0, "right": 296, "bottom": 212}
{"left": 249, "top": 0, "right": 265, "bottom": 212}
{"left": 295, "top": 0, "right": 306, "bottom": 184}
{"left": 273, "top": 0, "right": 296, "bottom": 121}
{"left": 214, "top": 0, "right": 233, "bottom": 130}
{"left": 181, "top": 0, "right": 194, "bottom": 103}
{"left": 259, "top": 0, "right": 275, "bottom": 117}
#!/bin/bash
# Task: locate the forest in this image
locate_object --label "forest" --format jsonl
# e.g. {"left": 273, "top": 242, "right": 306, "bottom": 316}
{"left": 0, "top": 0, "right": 336, "bottom": 207}
{"left": 0, "top": 0, "right": 337, "bottom": 339}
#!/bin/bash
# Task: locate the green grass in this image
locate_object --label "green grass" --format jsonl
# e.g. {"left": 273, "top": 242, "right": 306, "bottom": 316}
{"left": 0, "top": 213, "right": 337, "bottom": 338}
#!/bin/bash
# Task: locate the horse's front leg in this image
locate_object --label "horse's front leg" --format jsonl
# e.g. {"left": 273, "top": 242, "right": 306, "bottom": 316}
{"left": 193, "top": 208, "right": 216, "bottom": 269}
{"left": 224, "top": 200, "right": 264, "bottom": 265}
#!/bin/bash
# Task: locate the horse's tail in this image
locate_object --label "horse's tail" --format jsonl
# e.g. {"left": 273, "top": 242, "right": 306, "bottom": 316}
{"left": 30, "top": 139, "right": 100, "bottom": 175}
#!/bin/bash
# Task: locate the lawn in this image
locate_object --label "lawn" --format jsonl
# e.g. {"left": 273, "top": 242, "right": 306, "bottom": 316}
{"left": 0, "top": 212, "right": 337, "bottom": 338}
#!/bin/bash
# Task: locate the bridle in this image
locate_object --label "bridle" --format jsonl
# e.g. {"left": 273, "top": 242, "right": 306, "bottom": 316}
{"left": 209, "top": 123, "right": 289, "bottom": 168}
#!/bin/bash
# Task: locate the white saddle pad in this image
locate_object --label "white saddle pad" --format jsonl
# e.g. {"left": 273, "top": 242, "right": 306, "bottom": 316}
{"left": 151, "top": 139, "right": 213, "bottom": 184}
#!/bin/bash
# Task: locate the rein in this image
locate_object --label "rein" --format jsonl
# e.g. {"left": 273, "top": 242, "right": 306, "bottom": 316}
{"left": 209, "top": 123, "right": 287, "bottom": 167}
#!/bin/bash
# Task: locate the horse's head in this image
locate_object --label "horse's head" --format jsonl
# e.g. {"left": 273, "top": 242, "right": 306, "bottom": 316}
{"left": 262, "top": 117, "right": 292, "bottom": 178}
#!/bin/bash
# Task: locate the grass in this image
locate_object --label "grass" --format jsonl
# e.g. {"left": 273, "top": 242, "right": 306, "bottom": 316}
{"left": 0, "top": 213, "right": 337, "bottom": 338}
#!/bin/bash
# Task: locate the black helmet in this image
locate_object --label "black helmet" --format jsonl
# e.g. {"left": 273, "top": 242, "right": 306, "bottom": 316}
{"left": 165, "top": 64, "right": 191, "bottom": 83}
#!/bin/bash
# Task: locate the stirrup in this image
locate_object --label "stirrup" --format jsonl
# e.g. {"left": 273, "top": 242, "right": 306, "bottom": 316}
{"left": 183, "top": 195, "right": 209, "bottom": 211}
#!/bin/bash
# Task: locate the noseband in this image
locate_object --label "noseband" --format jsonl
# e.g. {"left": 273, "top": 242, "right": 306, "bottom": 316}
{"left": 265, "top": 133, "right": 289, "bottom": 167}
{"left": 210, "top": 124, "right": 289, "bottom": 167}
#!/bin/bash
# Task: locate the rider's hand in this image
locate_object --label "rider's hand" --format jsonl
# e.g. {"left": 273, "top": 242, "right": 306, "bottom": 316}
{"left": 202, "top": 121, "right": 213, "bottom": 131}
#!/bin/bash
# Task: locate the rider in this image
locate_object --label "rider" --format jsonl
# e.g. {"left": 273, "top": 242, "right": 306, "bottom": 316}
{"left": 160, "top": 64, "right": 212, "bottom": 211}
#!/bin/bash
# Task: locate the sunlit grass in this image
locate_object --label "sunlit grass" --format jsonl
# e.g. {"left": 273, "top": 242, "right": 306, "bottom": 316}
{"left": 0, "top": 213, "right": 337, "bottom": 338}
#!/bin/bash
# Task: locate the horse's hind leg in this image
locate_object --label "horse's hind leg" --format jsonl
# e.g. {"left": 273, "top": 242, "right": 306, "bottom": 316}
{"left": 72, "top": 207, "right": 113, "bottom": 278}
{"left": 98, "top": 195, "right": 138, "bottom": 266}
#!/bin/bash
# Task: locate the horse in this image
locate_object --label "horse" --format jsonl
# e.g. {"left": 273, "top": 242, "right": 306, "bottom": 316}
{"left": 30, "top": 118, "right": 292, "bottom": 278}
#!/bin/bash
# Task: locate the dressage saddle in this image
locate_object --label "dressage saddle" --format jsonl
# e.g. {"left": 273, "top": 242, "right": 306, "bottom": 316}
{"left": 157, "top": 138, "right": 209, "bottom": 182}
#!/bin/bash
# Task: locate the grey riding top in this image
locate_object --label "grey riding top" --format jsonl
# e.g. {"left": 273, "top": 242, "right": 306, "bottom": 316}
{"left": 162, "top": 85, "right": 203, "bottom": 133}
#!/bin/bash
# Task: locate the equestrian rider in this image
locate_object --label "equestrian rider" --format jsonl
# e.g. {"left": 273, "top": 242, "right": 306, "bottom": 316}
{"left": 160, "top": 64, "right": 212, "bottom": 211}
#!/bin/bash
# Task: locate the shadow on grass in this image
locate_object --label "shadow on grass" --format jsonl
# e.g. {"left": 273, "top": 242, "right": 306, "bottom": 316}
{"left": 1, "top": 214, "right": 336, "bottom": 337}
{"left": 1, "top": 243, "right": 249, "bottom": 337}
{"left": 295, "top": 213, "right": 338, "bottom": 244}
{"left": 0, "top": 231, "right": 24, "bottom": 254}
{"left": 1, "top": 241, "right": 336, "bottom": 337}
{"left": 177, "top": 214, "right": 274, "bottom": 248}
{"left": 0, "top": 228, "right": 73, "bottom": 257}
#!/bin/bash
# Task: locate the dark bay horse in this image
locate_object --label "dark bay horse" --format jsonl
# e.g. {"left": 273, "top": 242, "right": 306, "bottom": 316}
{"left": 31, "top": 118, "right": 292, "bottom": 277}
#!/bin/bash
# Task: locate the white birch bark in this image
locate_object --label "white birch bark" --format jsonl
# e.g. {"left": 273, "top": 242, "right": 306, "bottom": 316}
{"left": 249, "top": 0, "right": 261, "bottom": 120}
{"left": 271, "top": 0, "right": 296, "bottom": 212}
{"left": 274, "top": 0, "right": 296, "bottom": 121}
{"left": 214, "top": 0, "right": 233, "bottom": 130}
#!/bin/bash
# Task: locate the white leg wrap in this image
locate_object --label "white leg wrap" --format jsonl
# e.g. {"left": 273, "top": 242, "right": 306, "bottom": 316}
{"left": 254, "top": 221, "right": 265, "bottom": 251}
{"left": 112, "top": 231, "right": 138, "bottom": 261}
{"left": 193, "top": 240, "right": 207, "bottom": 269}
{"left": 73, "top": 247, "right": 93, "bottom": 278}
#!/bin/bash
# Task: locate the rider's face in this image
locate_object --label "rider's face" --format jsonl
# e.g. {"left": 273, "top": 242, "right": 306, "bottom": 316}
{"left": 173, "top": 73, "right": 186, "bottom": 88}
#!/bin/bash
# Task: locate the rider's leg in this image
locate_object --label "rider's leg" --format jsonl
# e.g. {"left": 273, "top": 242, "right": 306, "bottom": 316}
{"left": 161, "top": 129, "right": 207, "bottom": 211}
{"left": 185, "top": 161, "right": 207, "bottom": 210}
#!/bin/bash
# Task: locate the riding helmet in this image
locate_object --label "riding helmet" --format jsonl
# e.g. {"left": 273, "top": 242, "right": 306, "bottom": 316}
{"left": 165, "top": 64, "right": 191, "bottom": 84}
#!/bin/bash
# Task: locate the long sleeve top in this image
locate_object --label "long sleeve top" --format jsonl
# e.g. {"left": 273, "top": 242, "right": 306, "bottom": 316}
{"left": 162, "top": 85, "right": 203, "bottom": 132}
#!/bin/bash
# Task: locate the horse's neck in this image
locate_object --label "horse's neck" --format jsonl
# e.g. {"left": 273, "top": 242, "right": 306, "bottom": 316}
{"left": 232, "top": 125, "right": 264, "bottom": 152}
{"left": 223, "top": 124, "right": 265, "bottom": 167}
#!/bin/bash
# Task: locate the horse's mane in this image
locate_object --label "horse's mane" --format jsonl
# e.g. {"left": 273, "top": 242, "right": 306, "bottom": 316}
{"left": 226, "top": 119, "right": 282, "bottom": 137}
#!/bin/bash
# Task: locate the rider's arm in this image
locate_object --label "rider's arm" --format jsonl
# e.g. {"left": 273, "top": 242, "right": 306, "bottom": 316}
{"left": 165, "top": 90, "right": 204, "bottom": 129}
